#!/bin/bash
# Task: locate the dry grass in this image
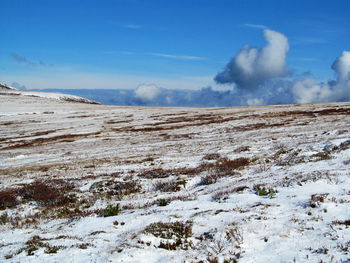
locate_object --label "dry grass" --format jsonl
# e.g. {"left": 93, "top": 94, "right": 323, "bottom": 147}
{"left": 1, "top": 131, "right": 102, "bottom": 150}
{"left": 138, "top": 168, "right": 173, "bottom": 179}
{"left": 333, "top": 220, "right": 350, "bottom": 226}
{"left": 89, "top": 180, "right": 141, "bottom": 199}
{"left": 120, "top": 107, "right": 345, "bottom": 135}
{"left": 138, "top": 157, "right": 250, "bottom": 183}
{"left": 203, "top": 153, "right": 221, "bottom": 160}
{"left": 309, "top": 193, "right": 328, "bottom": 208}
{"left": 198, "top": 157, "right": 251, "bottom": 174}
{"left": 153, "top": 179, "right": 185, "bottom": 192}
{"left": 212, "top": 186, "right": 249, "bottom": 201}
{"left": 144, "top": 221, "right": 193, "bottom": 239}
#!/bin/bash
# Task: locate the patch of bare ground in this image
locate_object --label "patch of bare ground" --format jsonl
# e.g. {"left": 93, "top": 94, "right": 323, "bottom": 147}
{"left": 224, "top": 122, "right": 286, "bottom": 133}
{"left": 333, "top": 220, "right": 350, "bottom": 226}
{"left": 104, "top": 119, "right": 133, "bottom": 124}
{"left": 150, "top": 112, "right": 189, "bottom": 119}
{"left": 66, "top": 114, "right": 99, "bottom": 118}
{"left": 138, "top": 156, "right": 251, "bottom": 181}
{"left": 0, "top": 130, "right": 61, "bottom": 143}
{"left": 0, "top": 119, "right": 41, "bottom": 126}
{"left": 0, "top": 163, "right": 70, "bottom": 176}
{"left": 109, "top": 106, "right": 350, "bottom": 134}
{"left": 0, "top": 131, "right": 103, "bottom": 150}
{"left": 110, "top": 116, "right": 241, "bottom": 132}
{"left": 269, "top": 107, "right": 350, "bottom": 118}
{"left": 0, "top": 155, "right": 145, "bottom": 177}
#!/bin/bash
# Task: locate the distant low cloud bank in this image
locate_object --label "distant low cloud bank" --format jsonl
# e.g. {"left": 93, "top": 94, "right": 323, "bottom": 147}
{"left": 292, "top": 51, "right": 350, "bottom": 103}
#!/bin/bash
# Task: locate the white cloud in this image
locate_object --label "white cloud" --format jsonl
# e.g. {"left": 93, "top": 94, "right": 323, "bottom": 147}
{"left": 134, "top": 84, "right": 162, "bottom": 101}
{"left": 332, "top": 50, "right": 350, "bottom": 81}
{"left": 150, "top": 53, "right": 206, "bottom": 61}
{"left": 244, "top": 23, "right": 268, "bottom": 29}
{"left": 122, "top": 24, "right": 142, "bottom": 29}
{"left": 292, "top": 51, "right": 350, "bottom": 103}
{"left": 246, "top": 97, "right": 264, "bottom": 106}
{"left": 292, "top": 78, "right": 333, "bottom": 103}
{"left": 215, "top": 29, "right": 289, "bottom": 89}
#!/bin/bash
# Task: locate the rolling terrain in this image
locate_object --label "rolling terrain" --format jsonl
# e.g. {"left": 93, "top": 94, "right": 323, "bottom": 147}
{"left": 0, "top": 89, "right": 350, "bottom": 262}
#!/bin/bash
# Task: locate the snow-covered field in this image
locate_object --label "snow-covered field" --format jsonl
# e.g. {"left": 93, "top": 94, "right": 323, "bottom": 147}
{"left": 0, "top": 89, "right": 349, "bottom": 262}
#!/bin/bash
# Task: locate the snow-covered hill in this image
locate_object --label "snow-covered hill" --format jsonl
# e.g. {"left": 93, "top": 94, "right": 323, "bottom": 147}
{"left": 0, "top": 83, "right": 99, "bottom": 104}
{"left": 0, "top": 93, "right": 349, "bottom": 262}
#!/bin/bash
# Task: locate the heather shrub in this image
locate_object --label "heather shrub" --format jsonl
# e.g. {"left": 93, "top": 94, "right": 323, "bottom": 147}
{"left": 199, "top": 157, "right": 250, "bottom": 175}
{"left": 203, "top": 153, "right": 221, "bottom": 160}
{"left": 0, "top": 190, "right": 18, "bottom": 210}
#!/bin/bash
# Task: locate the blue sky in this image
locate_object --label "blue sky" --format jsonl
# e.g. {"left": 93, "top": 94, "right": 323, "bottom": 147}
{"left": 1, "top": 0, "right": 349, "bottom": 90}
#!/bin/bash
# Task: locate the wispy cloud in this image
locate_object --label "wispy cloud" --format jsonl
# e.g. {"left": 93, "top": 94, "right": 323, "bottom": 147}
{"left": 244, "top": 23, "right": 268, "bottom": 29}
{"left": 11, "top": 53, "right": 35, "bottom": 66}
{"left": 11, "top": 53, "right": 53, "bottom": 67}
{"left": 150, "top": 53, "right": 206, "bottom": 61}
{"left": 103, "top": 51, "right": 135, "bottom": 55}
{"left": 122, "top": 24, "right": 142, "bottom": 29}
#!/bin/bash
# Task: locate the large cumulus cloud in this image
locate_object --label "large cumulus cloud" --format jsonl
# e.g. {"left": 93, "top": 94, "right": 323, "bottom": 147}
{"left": 215, "top": 29, "right": 289, "bottom": 90}
{"left": 214, "top": 28, "right": 350, "bottom": 106}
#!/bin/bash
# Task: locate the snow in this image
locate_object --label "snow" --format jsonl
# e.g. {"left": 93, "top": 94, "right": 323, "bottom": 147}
{"left": 0, "top": 83, "right": 98, "bottom": 105}
{"left": 0, "top": 92, "right": 349, "bottom": 262}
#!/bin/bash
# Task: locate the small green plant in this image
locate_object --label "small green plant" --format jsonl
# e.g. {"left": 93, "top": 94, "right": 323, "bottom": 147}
{"left": 0, "top": 213, "right": 9, "bottom": 225}
{"left": 254, "top": 186, "right": 277, "bottom": 198}
{"left": 102, "top": 204, "right": 121, "bottom": 217}
{"left": 268, "top": 191, "right": 276, "bottom": 199}
{"left": 44, "top": 246, "right": 60, "bottom": 254}
{"left": 157, "top": 199, "right": 169, "bottom": 206}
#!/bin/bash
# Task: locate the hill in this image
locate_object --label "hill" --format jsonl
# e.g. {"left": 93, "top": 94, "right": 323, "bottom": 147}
{"left": 0, "top": 92, "right": 349, "bottom": 262}
{"left": 0, "top": 83, "right": 99, "bottom": 105}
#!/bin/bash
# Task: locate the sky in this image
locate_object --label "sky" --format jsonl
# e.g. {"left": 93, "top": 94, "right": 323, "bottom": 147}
{"left": 1, "top": 0, "right": 349, "bottom": 106}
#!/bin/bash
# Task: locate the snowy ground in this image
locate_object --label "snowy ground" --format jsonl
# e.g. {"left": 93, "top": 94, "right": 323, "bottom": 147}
{"left": 0, "top": 91, "right": 349, "bottom": 262}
